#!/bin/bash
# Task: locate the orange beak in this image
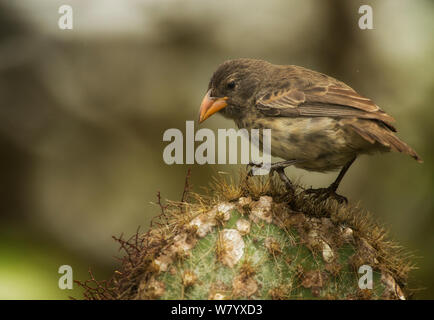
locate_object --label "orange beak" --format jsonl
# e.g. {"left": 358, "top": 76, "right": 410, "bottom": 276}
{"left": 198, "top": 89, "right": 228, "bottom": 123}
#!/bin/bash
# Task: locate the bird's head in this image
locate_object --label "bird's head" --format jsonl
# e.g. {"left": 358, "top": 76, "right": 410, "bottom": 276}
{"left": 198, "top": 58, "right": 268, "bottom": 123}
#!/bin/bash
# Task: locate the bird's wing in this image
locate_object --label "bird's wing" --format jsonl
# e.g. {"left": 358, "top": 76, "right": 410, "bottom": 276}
{"left": 257, "top": 80, "right": 396, "bottom": 131}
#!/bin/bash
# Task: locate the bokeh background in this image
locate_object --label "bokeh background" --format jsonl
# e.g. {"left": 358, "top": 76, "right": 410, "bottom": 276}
{"left": 0, "top": 0, "right": 432, "bottom": 299}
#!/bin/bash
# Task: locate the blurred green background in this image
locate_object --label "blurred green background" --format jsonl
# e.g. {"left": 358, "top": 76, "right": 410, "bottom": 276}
{"left": 0, "top": 0, "right": 432, "bottom": 299}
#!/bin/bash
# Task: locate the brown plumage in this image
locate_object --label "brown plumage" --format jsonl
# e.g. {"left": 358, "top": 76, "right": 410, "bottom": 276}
{"left": 198, "top": 58, "right": 422, "bottom": 202}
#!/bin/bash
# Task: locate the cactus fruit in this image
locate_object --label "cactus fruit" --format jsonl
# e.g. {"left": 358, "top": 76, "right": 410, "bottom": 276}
{"left": 78, "top": 173, "right": 414, "bottom": 300}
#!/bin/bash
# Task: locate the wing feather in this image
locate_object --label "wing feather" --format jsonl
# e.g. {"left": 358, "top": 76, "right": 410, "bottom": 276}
{"left": 257, "top": 79, "right": 396, "bottom": 131}
{"left": 254, "top": 65, "right": 421, "bottom": 161}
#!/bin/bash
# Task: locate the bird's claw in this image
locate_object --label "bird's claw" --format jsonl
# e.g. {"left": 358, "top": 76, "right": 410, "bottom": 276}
{"left": 274, "top": 169, "right": 294, "bottom": 193}
{"left": 268, "top": 165, "right": 294, "bottom": 194}
{"left": 246, "top": 162, "right": 261, "bottom": 177}
{"left": 304, "top": 187, "right": 348, "bottom": 204}
{"left": 246, "top": 161, "right": 295, "bottom": 194}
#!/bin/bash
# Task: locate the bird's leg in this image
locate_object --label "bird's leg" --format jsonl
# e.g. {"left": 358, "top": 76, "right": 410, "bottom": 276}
{"left": 247, "top": 160, "right": 297, "bottom": 193}
{"left": 246, "top": 161, "right": 261, "bottom": 177}
{"left": 245, "top": 161, "right": 261, "bottom": 186}
{"left": 329, "top": 156, "right": 357, "bottom": 193}
{"left": 305, "top": 156, "right": 357, "bottom": 204}
{"left": 269, "top": 160, "right": 298, "bottom": 192}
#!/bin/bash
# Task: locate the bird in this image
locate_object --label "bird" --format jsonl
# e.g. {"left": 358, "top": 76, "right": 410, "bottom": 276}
{"left": 198, "top": 58, "right": 422, "bottom": 203}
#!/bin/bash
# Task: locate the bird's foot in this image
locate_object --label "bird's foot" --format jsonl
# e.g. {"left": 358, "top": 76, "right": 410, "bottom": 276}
{"left": 246, "top": 161, "right": 296, "bottom": 194}
{"left": 268, "top": 161, "right": 298, "bottom": 194}
{"left": 246, "top": 162, "right": 261, "bottom": 177}
{"left": 271, "top": 168, "right": 294, "bottom": 193}
{"left": 304, "top": 186, "right": 348, "bottom": 204}
{"left": 244, "top": 162, "right": 261, "bottom": 187}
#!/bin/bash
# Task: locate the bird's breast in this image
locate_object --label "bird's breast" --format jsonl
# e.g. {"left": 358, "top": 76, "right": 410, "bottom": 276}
{"left": 235, "top": 115, "right": 359, "bottom": 172}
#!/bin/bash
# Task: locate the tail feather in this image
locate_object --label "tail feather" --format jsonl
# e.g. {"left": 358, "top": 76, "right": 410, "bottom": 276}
{"left": 349, "top": 120, "right": 423, "bottom": 163}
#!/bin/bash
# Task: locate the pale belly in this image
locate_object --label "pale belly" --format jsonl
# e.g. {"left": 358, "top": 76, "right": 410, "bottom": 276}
{"left": 236, "top": 116, "right": 373, "bottom": 172}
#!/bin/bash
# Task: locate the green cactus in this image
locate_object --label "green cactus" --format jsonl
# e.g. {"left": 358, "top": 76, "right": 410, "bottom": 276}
{"left": 77, "top": 172, "right": 414, "bottom": 300}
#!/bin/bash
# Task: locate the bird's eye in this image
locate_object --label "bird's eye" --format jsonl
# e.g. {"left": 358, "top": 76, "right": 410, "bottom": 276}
{"left": 226, "top": 80, "right": 236, "bottom": 90}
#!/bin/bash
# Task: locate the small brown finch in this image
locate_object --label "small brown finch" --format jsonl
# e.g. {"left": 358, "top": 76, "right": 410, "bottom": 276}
{"left": 198, "top": 58, "right": 422, "bottom": 203}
